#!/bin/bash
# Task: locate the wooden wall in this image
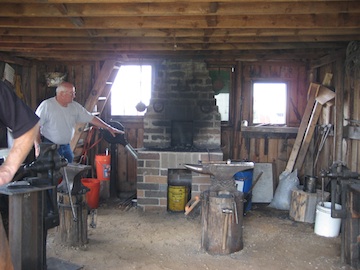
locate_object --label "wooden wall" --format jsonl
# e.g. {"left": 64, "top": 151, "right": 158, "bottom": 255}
{"left": 310, "top": 47, "right": 360, "bottom": 177}
{"left": 221, "top": 61, "right": 309, "bottom": 186}
{"left": 343, "top": 67, "right": 360, "bottom": 172}
{"left": 33, "top": 62, "right": 97, "bottom": 109}
{"left": 2, "top": 51, "right": 358, "bottom": 196}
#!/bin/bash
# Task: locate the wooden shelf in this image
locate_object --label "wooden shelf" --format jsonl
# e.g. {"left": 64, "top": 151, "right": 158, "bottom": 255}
{"left": 241, "top": 126, "right": 298, "bottom": 138}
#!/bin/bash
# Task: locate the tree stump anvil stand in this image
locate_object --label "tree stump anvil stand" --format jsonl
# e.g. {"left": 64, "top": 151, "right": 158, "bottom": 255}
{"left": 184, "top": 161, "right": 254, "bottom": 255}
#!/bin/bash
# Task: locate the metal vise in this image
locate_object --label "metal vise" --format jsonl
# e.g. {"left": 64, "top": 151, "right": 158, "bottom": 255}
{"left": 24, "top": 143, "right": 68, "bottom": 185}
{"left": 23, "top": 143, "right": 68, "bottom": 229}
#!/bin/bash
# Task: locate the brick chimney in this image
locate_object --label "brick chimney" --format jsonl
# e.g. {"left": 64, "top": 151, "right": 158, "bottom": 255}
{"left": 137, "top": 60, "right": 223, "bottom": 211}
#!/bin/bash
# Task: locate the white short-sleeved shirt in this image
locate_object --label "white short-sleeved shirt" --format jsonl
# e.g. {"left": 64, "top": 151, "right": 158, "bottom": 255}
{"left": 36, "top": 97, "right": 94, "bottom": 144}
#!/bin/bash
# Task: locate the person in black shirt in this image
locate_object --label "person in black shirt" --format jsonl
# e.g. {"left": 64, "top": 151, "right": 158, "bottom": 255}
{"left": 0, "top": 80, "right": 40, "bottom": 269}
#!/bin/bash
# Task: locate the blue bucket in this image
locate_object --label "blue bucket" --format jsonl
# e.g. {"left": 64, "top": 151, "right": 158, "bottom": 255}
{"left": 234, "top": 169, "right": 253, "bottom": 213}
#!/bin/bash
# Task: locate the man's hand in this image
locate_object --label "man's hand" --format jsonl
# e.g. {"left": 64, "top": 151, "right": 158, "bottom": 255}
{"left": 0, "top": 165, "right": 13, "bottom": 186}
{"left": 91, "top": 117, "right": 125, "bottom": 137}
{"left": 0, "top": 123, "right": 39, "bottom": 186}
{"left": 107, "top": 126, "right": 125, "bottom": 137}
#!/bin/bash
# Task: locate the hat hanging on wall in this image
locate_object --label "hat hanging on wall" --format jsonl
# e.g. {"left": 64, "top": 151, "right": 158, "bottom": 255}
{"left": 44, "top": 72, "right": 67, "bottom": 87}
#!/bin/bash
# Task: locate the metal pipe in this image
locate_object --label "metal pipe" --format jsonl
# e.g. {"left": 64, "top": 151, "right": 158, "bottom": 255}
{"left": 125, "top": 144, "right": 138, "bottom": 160}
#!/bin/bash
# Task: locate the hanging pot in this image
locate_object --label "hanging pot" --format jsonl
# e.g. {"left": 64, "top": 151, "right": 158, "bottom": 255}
{"left": 135, "top": 101, "right": 147, "bottom": 112}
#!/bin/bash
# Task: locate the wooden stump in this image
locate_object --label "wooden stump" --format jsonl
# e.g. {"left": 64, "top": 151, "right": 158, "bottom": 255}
{"left": 201, "top": 190, "right": 244, "bottom": 255}
{"left": 57, "top": 193, "right": 88, "bottom": 247}
{"left": 289, "top": 188, "right": 330, "bottom": 223}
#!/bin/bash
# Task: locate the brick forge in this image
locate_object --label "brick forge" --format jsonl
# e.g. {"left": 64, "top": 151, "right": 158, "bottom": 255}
{"left": 136, "top": 60, "right": 223, "bottom": 211}
{"left": 137, "top": 150, "right": 223, "bottom": 211}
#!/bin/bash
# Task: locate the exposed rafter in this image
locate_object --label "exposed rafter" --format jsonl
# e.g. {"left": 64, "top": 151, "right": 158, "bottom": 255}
{"left": 0, "top": 0, "right": 358, "bottom": 61}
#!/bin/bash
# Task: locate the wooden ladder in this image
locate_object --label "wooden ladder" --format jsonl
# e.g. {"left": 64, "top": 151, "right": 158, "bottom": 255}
{"left": 70, "top": 60, "right": 120, "bottom": 156}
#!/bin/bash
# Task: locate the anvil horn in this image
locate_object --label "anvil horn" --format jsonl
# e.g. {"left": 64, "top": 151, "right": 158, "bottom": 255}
{"left": 184, "top": 164, "right": 209, "bottom": 174}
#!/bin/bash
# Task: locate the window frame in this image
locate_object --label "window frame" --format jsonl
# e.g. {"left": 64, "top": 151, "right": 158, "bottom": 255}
{"left": 250, "top": 79, "right": 290, "bottom": 126}
{"left": 110, "top": 63, "right": 154, "bottom": 117}
{"left": 208, "top": 65, "right": 236, "bottom": 126}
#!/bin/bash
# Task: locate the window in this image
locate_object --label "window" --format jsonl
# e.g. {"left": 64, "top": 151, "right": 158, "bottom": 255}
{"left": 215, "top": 93, "right": 229, "bottom": 122}
{"left": 209, "top": 68, "right": 232, "bottom": 122}
{"left": 252, "top": 82, "right": 287, "bottom": 125}
{"left": 111, "top": 65, "right": 152, "bottom": 116}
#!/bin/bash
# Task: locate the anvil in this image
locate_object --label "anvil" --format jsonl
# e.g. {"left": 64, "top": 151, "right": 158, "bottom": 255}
{"left": 58, "top": 163, "right": 92, "bottom": 194}
{"left": 184, "top": 161, "right": 255, "bottom": 180}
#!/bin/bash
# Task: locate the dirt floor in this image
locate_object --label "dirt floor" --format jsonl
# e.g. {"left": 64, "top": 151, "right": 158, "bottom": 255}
{"left": 46, "top": 198, "right": 355, "bottom": 270}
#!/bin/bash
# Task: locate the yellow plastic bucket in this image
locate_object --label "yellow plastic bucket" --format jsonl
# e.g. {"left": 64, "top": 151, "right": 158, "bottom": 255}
{"left": 168, "top": 185, "right": 188, "bottom": 212}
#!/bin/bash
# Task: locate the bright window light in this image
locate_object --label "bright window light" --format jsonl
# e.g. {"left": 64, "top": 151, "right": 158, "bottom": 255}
{"left": 111, "top": 65, "right": 152, "bottom": 116}
{"left": 253, "top": 82, "right": 287, "bottom": 124}
{"left": 215, "top": 93, "right": 229, "bottom": 121}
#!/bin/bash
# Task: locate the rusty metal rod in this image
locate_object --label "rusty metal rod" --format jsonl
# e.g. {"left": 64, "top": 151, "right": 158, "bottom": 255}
{"left": 63, "top": 167, "right": 77, "bottom": 222}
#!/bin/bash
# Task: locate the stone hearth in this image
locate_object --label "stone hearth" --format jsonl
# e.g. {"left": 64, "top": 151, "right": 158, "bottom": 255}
{"left": 137, "top": 150, "right": 223, "bottom": 211}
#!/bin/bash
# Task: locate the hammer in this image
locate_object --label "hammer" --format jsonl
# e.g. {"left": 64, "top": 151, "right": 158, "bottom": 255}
{"left": 222, "top": 208, "right": 233, "bottom": 250}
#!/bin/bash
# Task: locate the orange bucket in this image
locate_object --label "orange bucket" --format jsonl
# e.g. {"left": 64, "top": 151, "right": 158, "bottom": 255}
{"left": 95, "top": 154, "right": 111, "bottom": 181}
{"left": 81, "top": 178, "right": 100, "bottom": 209}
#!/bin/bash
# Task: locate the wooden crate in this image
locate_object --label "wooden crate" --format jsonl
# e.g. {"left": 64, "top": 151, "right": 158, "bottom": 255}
{"left": 289, "top": 188, "right": 330, "bottom": 223}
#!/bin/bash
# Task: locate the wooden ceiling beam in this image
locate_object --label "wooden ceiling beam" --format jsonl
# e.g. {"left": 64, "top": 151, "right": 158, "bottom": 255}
{"left": 3, "top": 0, "right": 358, "bottom": 3}
{"left": 0, "top": 41, "right": 346, "bottom": 52}
{"left": 0, "top": 52, "right": 32, "bottom": 66}
{"left": 0, "top": 14, "right": 359, "bottom": 29}
{"left": 4, "top": 48, "right": 342, "bottom": 62}
{"left": 53, "top": 4, "right": 69, "bottom": 15}
{"left": 1, "top": 28, "right": 358, "bottom": 38}
{"left": 0, "top": 0, "right": 357, "bottom": 62}
{"left": 1, "top": 2, "right": 358, "bottom": 17}
{"left": 0, "top": 35, "right": 357, "bottom": 44}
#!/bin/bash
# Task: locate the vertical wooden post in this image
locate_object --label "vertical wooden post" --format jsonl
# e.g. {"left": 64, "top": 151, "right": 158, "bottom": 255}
{"left": 334, "top": 59, "right": 345, "bottom": 163}
{"left": 233, "top": 61, "right": 243, "bottom": 160}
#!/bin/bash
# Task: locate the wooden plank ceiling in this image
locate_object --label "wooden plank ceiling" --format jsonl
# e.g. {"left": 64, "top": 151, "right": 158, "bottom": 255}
{"left": 0, "top": 0, "right": 359, "bottom": 62}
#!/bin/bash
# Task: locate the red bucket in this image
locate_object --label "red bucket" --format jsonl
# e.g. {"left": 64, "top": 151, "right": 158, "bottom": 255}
{"left": 81, "top": 178, "right": 100, "bottom": 209}
{"left": 95, "top": 154, "right": 111, "bottom": 181}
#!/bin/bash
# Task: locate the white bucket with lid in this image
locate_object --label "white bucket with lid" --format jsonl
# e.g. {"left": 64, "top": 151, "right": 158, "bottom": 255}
{"left": 314, "top": 202, "right": 342, "bottom": 237}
